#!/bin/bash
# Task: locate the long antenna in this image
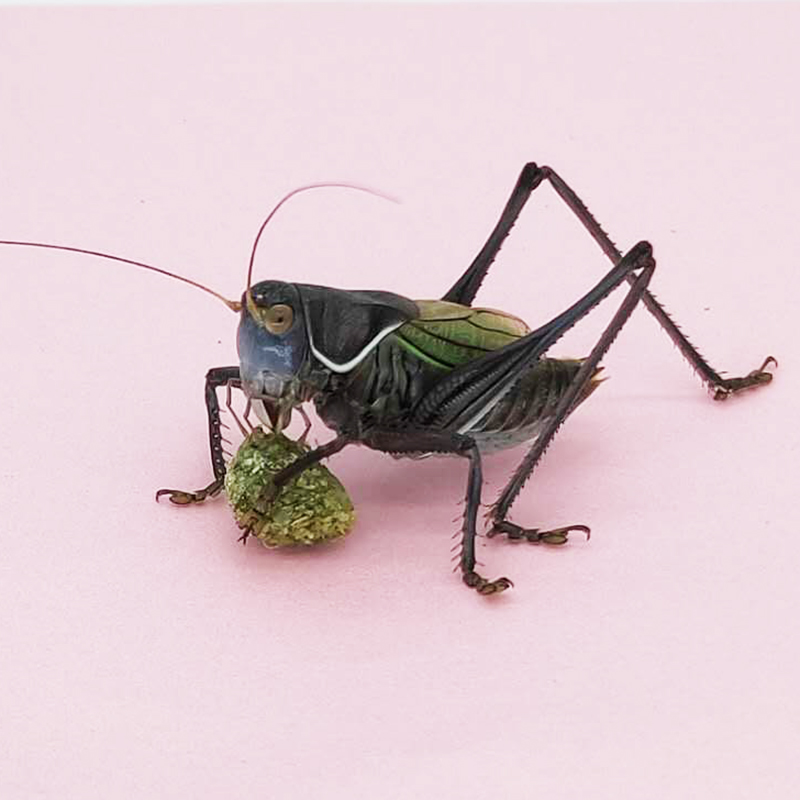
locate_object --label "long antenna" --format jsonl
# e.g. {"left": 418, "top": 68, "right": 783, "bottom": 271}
{"left": 0, "top": 239, "right": 241, "bottom": 312}
{"left": 244, "top": 182, "right": 399, "bottom": 316}
{"left": 1, "top": 183, "right": 399, "bottom": 316}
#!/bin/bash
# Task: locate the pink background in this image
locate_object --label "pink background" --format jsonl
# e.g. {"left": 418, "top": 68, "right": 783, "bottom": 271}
{"left": 1, "top": 4, "right": 798, "bottom": 799}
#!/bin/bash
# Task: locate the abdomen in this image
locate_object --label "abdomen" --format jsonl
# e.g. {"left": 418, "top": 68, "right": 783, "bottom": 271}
{"left": 458, "top": 358, "right": 603, "bottom": 453}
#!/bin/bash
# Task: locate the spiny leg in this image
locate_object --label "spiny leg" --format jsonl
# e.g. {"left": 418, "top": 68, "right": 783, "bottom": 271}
{"left": 442, "top": 162, "right": 548, "bottom": 306}
{"left": 490, "top": 245, "right": 657, "bottom": 539}
{"left": 252, "top": 435, "right": 350, "bottom": 512}
{"left": 543, "top": 167, "right": 775, "bottom": 397}
{"left": 237, "top": 434, "right": 351, "bottom": 543}
{"left": 444, "top": 162, "right": 775, "bottom": 397}
{"left": 414, "top": 241, "right": 659, "bottom": 433}
{"left": 237, "top": 424, "right": 511, "bottom": 594}
{"left": 360, "top": 428, "right": 512, "bottom": 595}
{"left": 156, "top": 366, "right": 241, "bottom": 505}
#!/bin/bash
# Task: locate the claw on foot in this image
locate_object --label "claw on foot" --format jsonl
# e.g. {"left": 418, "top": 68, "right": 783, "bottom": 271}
{"left": 155, "top": 488, "right": 208, "bottom": 505}
{"left": 488, "top": 520, "right": 591, "bottom": 544}
{"left": 713, "top": 355, "right": 777, "bottom": 401}
{"left": 463, "top": 571, "right": 514, "bottom": 595}
{"left": 155, "top": 479, "right": 223, "bottom": 505}
{"left": 237, "top": 529, "right": 252, "bottom": 545}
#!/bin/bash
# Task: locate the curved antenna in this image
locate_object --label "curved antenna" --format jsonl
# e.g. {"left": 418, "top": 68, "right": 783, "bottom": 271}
{"left": 244, "top": 182, "right": 399, "bottom": 314}
{"left": 0, "top": 239, "right": 242, "bottom": 312}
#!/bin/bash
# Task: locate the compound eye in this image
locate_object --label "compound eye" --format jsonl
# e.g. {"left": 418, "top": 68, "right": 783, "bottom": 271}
{"left": 263, "top": 303, "right": 294, "bottom": 334}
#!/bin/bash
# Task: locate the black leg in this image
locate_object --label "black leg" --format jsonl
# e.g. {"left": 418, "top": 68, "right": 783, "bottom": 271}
{"left": 490, "top": 245, "right": 657, "bottom": 536}
{"left": 414, "top": 241, "right": 658, "bottom": 431}
{"left": 156, "top": 366, "right": 241, "bottom": 504}
{"left": 252, "top": 434, "right": 351, "bottom": 511}
{"left": 239, "top": 426, "right": 510, "bottom": 594}
{"left": 360, "top": 428, "right": 512, "bottom": 595}
{"left": 234, "top": 434, "right": 353, "bottom": 544}
{"left": 442, "top": 163, "right": 546, "bottom": 306}
{"left": 444, "top": 162, "right": 775, "bottom": 398}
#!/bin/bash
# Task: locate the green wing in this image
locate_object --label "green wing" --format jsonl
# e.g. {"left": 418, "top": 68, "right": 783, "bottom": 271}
{"left": 394, "top": 300, "right": 530, "bottom": 370}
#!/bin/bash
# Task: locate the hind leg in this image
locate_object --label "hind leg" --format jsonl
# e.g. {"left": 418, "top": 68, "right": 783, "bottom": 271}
{"left": 489, "top": 243, "right": 657, "bottom": 540}
{"left": 444, "top": 162, "right": 775, "bottom": 398}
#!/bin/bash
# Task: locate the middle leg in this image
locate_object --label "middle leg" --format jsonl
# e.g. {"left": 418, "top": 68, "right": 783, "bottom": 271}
{"left": 361, "top": 428, "right": 512, "bottom": 595}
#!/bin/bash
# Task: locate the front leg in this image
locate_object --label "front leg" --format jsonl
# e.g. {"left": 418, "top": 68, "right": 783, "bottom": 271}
{"left": 253, "top": 434, "right": 351, "bottom": 511}
{"left": 239, "top": 427, "right": 511, "bottom": 594}
{"left": 235, "top": 434, "right": 353, "bottom": 543}
{"left": 156, "top": 366, "right": 240, "bottom": 504}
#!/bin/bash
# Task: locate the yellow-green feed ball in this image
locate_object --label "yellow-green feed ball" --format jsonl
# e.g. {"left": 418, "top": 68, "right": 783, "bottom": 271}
{"left": 224, "top": 428, "right": 355, "bottom": 547}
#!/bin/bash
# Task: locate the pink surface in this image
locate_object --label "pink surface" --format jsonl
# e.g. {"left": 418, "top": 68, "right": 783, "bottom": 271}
{"left": 1, "top": 5, "right": 798, "bottom": 799}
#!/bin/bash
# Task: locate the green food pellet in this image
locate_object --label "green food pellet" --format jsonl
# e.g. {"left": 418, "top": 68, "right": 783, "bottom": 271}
{"left": 224, "top": 428, "right": 355, "bottom": 547}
